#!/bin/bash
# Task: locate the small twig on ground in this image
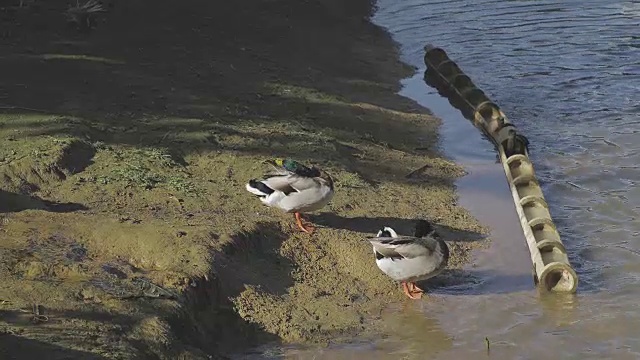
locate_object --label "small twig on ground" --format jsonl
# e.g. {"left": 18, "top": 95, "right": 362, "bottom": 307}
{"left": 159, "top": 131, "right": 173, "bottom": 143}
{"left": 405, "top": 163, "right": 432, "bottom": 178}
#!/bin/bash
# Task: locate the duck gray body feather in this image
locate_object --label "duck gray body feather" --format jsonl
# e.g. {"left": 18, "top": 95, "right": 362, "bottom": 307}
{"left": 245, "top": 158, "right": 334, "bottom": 213}
{"left": 368, "top": 221, "right": 449, "bottom": 283}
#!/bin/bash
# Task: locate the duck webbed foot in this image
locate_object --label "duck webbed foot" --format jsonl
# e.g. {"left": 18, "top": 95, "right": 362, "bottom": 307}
{"left": 294, "top": 212, "right": 315, "bottom": 234}
{"left": 401, "top": 281, "right": 424, "bottom": 300}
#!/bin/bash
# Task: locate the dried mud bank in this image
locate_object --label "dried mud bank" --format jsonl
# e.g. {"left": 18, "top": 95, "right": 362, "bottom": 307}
{"left": 0, "top": 0, "right": 487, "bottom": 358}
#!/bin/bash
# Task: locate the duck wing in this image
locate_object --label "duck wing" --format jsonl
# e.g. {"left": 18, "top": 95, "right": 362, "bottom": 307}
{"left": 258, "top": 175, "right": 296, "bottom": 194}
{"left": 367, "top": 235, "right": 439, "bottom": 259}
{"left": 261, "top": 174, "right": 320, "bottom": 195}
{"left": 287, "top": 175, "right": 323, "bottom": 192}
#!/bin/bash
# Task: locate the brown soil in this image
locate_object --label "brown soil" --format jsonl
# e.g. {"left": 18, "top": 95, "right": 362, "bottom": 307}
{"left": 0, "top": 0, "right": 488, "bottom": 358}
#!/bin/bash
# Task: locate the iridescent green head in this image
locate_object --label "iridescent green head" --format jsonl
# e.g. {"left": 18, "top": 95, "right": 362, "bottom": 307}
{"left": 269, "top": 158, "right": 321, "bottom": 177}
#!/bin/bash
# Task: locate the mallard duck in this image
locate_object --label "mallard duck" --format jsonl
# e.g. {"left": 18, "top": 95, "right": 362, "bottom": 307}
{"left": 367, "top": 220, "right": 449, "bottom": 299}
{"left": 245, "top": 158, "right": 335, "bottom": 234}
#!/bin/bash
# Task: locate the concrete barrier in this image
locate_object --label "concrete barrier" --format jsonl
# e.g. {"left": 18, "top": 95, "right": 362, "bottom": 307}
{"left": 423, "top": 45, "right": 578, "bottom": 293}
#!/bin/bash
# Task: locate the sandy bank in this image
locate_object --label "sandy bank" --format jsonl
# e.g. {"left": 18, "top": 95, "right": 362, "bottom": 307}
{"left": 0, "top": 0, "right": 486, "bottom": 358}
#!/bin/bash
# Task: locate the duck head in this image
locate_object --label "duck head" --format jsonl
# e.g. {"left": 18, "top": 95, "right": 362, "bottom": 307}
{"left": 376, "top": 226, "right": 398, "bottom": 238}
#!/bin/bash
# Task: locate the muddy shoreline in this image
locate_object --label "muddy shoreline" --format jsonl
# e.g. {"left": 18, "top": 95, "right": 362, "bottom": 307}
{"left": 0, "top": 0, "right": 486, "bottom": 358}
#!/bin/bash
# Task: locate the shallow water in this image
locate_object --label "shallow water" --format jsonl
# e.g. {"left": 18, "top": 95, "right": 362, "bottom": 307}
{"left": 240, "top": 1, "right": 640, "bottom": 358}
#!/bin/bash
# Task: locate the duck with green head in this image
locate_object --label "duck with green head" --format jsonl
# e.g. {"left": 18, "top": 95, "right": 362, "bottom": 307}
{"left": 245, "top": 158, "right": 335, "bottom": 234}
{"left": 367, "top": 220, "right": 450, "bottom": 299}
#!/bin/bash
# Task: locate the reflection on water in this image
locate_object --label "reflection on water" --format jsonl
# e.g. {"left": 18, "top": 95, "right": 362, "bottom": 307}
{"left": 241, "top": 304, "right": 454, "bottom": 359}
{"left": 284, "top": 304, "right": 456, "bottom": 360}
{"left": 255, "top": 300, "right": 453, "bottom": 360}
{"left": 240, "top": 1, "right": 640, "bottom": 358}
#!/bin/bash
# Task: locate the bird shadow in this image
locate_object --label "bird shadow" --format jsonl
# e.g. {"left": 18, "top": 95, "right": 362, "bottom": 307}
{"left": 308, "top": 213, "right": 486, "bottom": 242}
{"left": 212, "top": 221, "right": 295, "bottom": 298}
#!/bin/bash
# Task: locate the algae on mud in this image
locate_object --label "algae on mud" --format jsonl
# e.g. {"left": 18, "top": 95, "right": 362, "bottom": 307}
{"left": 1, "top": 0, "right": 487, "bottom": 358}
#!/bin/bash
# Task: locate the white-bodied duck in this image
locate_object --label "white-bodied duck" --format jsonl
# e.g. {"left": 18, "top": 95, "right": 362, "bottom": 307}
{"left": 245, "top": 158, "right": 334, "bottom": 234}
{"left": 368, "top": 220, "right": 449, "bottom": 299}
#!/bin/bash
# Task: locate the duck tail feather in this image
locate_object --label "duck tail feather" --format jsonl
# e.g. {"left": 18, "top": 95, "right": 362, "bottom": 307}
{"left": 246, "top": 179, "right": 275, "bottom": 196}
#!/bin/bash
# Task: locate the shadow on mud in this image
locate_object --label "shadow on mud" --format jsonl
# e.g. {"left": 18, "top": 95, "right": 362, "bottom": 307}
{"left": 0, "top": 189, "right": 87, "bottom": 213}
{"left": 0, "top": 332, "right": 106, "bottom": 360}
{"left": 213, "top": 221, "right": 295, "bottom": 297}
{"left": 309, "top": 213, "right": 485, "bottom": 242}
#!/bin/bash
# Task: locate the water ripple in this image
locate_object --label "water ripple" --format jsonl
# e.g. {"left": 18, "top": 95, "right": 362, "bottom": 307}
{"left": 374, "top": 0, "right": 640, "bottom": 357}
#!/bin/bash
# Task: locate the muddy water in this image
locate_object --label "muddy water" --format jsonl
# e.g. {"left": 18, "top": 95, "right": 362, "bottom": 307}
{"left": 241, "top": 1, "right": 640, "bottom": 359}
